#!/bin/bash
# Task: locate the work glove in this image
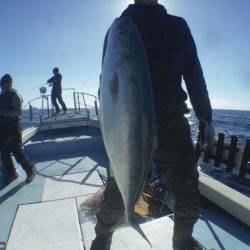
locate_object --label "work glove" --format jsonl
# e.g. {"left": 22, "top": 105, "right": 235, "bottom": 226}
{"left": 198, "top": 119, "right": 215, "bottom": 152}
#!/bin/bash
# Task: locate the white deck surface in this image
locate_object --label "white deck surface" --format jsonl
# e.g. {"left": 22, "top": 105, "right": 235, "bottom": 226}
{"left": 5, "top": 167, "right": 249, "bottom": 250}
{"left": 7, "top": 199, "right": 82, "bottom": 250}
{"left": 199, "top": 171, "right": 250, "bottom": 226}
{"left": 25, "top": 241, "right": 84, "bottom": 250}
{"left": 6, "top": 169, "right": 175, "bottom": 250}
{"left": 8, "top": 242, "right": 84, "bottom": 250}
{"left": 82, "top": 216, "right": 174, "bottom": 250}
{"left": 42, "top": 171, "right": 103, "bottom": 201}
{"left": 6, "top": 168, "right": 173, "bottom": 250}
{"left": 4, "top": 126, "right": 249, "bottom": 250}
{"left": 111, "top": 217, "right": 174, "bottom": 250}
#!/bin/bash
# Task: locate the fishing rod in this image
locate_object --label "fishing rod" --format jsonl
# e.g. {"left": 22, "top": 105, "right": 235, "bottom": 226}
{"left": 23, "top": 83, "right": 49, "bottom": 108}
{"left": 23, "top": 84, "right": 47, "bottom": 95}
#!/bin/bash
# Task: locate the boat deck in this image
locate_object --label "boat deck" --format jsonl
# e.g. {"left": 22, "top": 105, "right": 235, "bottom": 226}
{"left": 39, "top": 110, "right": 99, "bottom": 131}
{"left": 0, "top": 127, "right": 108, "bottom": 249}
{"left": 43, "top": 111, "right": 91, "bottom": 123}
{"left": 0, "top": 127, "right": 249, "bottom": 249}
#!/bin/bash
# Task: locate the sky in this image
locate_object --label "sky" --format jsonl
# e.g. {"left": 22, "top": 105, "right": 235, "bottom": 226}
{"left": 1, "top": 0, "right": 250, "bottom": 110}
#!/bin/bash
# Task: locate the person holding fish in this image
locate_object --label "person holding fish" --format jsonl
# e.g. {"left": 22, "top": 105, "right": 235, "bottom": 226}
{"left": 92, "top": 0, "right": 214, "bottom": 249}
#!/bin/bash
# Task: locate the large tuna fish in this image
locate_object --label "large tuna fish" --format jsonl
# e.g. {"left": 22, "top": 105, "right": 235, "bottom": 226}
{"left": 100, "top": 17, "right": 156, "bottom": 245}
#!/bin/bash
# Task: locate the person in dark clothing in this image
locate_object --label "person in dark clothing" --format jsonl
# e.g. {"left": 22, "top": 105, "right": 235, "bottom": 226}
{"left": 91, "top": 1, "right": 214, "bottom": 250}
{"left": 47, "top": 67, "right": 67, "bottom": 114}
{"left": 0, "top": 74, "right": 35, "bottom": 185}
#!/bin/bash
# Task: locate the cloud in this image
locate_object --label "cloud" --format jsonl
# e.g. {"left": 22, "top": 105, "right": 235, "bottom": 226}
{"left": 211, "top": 98, "right": 232, "bottom": 108}
{"left": 211, "top": 97, "right": 250, "bottom": 110}
{"left": 186, "top": 96, "right": 249, "bottom": 110}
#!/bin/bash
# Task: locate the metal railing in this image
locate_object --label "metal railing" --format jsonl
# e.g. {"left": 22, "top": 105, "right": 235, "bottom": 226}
{"left": 26, "top": 95, "right": 50, "bottom": 123}
{"left": 73, "top": 92, "right": 99, "bottom": 120}
{"left": 25, "top": 88, "right": 99, "bottom": 123}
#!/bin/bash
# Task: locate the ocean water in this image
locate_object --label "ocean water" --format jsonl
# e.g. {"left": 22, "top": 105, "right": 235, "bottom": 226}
{"left": 188, "top": 109, "right": 250, "bottom": 146}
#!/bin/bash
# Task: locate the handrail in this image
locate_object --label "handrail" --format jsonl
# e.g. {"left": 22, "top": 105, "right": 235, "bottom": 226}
{"left": 28, "top": 94, "right": 50, "bottom": 122}
{"left": 75, "top": 92, "right": 98, "bottom": 100}
{"left": 25, "top": 88, "right": 99, "bottom": 123}
{"left": 62, "top": 88, "right": 76, "bottom": 92}
{"left": 74, "top": 91, "right": 99, "bottom": 119}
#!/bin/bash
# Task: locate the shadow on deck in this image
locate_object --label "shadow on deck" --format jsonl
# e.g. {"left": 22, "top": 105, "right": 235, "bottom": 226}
{"left": 0, "top": 126, "right": 108, "bottom": 244}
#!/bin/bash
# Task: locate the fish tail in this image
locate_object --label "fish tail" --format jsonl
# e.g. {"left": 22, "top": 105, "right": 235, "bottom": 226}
{"left": 131, "top": 222, "right": 152, "bottom": 248}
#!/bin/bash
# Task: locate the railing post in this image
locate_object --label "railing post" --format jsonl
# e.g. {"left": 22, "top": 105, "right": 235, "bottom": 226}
{"left": 73, "top": 92, "right": 77, "bottom": 112}
{"left": 203, "top": 148, "right": 210, "bottom": 163}
{"left": 214, "top": 133, "right": 225, "bottom": 167}
{"left": 226, "top": 135, "right": 238, "bottom": 172}
{"left": 47, "top": 96, "right": 50, "bottom": 117}
{"left": 82, "top": 93, "right": 88, "bottom": 116}
{"left": 29, "top": 103, "right": 33, "bottom": 121}
{"left": 77, "top": 93, "right": 81, "bottom": 114}
{"left": 86, "top": 110, "right": 90, "bottom": 120}
{"left": 239, "top": 139, "right": 250, "bottom": 179}
{"left": 94, "top": 99, "right": 99, "bottom": 117}
{"left": 82, "top": 93, "right": 87, "bottom": 110}
{"left": 41, "top": 96, "right": 44, "bottom": 121}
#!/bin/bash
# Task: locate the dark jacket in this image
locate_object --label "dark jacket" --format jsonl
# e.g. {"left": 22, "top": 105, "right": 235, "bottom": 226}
{"left": 0, "top": 89, "right": 22, "bottom": 128}
{"left": 47, "top": 73, "right": 62, "bottom": 93}
{"left": 103, "top": 4, "right": 212, "bottom": 123}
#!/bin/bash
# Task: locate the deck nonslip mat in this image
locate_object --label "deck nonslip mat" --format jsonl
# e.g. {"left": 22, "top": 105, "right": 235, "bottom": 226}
{"left": 7, "top": 199, "right": 82, "bottom": 250}
{"left": 0, "top": 172, "right": 45, "bottom": 243}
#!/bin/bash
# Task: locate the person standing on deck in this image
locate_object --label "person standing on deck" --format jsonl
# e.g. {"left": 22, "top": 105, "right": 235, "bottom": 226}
{"left": 91, "top": 1, "right": 214, "bottom": 250}
{"left": 0, "top": 74, "right": 35, "bottom": 185}
{"left": 47, "top": 67, "right": 67, "bottom": 114}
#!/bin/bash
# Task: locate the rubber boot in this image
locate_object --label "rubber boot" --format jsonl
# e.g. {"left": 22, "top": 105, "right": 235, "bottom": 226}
{"left": 90, "top": 235, "right": 112, "bottom": 250}
{"left": 25, "top": 168, "right": 36, "bottom": 184}
{"left": 173, "top": 238, "right": 203, "bottom": 250}
{"left": 52, "top": 110, "right": 60, "bottom": 116}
